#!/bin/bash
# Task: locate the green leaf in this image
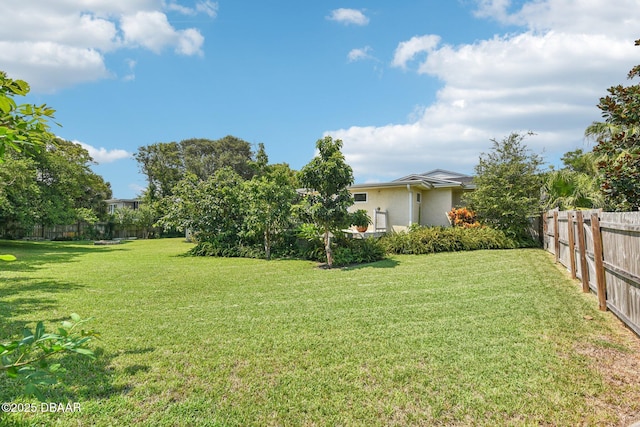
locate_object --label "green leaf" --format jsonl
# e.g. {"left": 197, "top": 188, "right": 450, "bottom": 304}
{"left": 35, "top": 322, "right": 45, "bottom": 340}
{"left": 71, "top": 348, "right": 95, "bottom": 357}
{"left": 61, "top": 321, "right": 73, "bottom": 329}
{"left": 25, "top": 383, "right": 46, "bottom": 402}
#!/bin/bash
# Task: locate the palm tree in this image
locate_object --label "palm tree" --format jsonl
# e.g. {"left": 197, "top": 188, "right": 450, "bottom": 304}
{"left": 541, "top": 168, "right": 603, "bottom": 210}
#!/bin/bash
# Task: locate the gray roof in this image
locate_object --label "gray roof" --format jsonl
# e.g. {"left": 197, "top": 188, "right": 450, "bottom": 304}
{"left": 351, "top": 169, "right": 475, "bottom": 190}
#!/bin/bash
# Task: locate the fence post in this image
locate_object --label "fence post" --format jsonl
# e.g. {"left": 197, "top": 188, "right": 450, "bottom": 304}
{"left": 553, "top": 211, "right": 560, "bottom": 263}
{"left": 542, "top": 211, "right": 548, "bottom": 249}
{"left": 591, "top": 213, "right": 607, "bottom": 311}
{"left": 575, "top": 211, "right": 590, "bottom": 293}
{"left": 567, "top": 211, "right": 576, "bottom": 279}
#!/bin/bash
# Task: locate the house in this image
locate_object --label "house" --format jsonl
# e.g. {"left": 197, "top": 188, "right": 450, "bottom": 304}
{"left": 347, "top": 169, "right": 475, "bottom": 233}
{"left": 105, "top": 198, "right": 140, "bottom": 215}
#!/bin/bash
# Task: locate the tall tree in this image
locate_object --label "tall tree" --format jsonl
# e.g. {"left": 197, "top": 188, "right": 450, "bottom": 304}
{"left": 585, "top": 40, "right": 640, "bottom": 210}
{"left": 158, "top": 168, "right": 245, "bottom": 248}
{"left": 0, "top": 140, "right": 111, "bottom": 236}
{"left": 299, "top": 136, "right": 354, "bottom": 267}
{"left": 465, "top": 132, "right": 543, "bottom": 242}
{"left": 135, "top": 142, "right": 184, "bottom": 201}
{"left": 244, "top": 166, "right": 297, "bottom": 260}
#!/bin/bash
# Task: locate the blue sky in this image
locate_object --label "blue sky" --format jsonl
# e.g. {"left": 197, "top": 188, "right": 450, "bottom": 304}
{"left": 2, "top": 0, "right": 639, "bottom": 198}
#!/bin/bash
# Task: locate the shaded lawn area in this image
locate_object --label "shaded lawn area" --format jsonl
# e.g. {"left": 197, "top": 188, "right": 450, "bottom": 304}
{"left": 1, "top": 238, "right": 639, "bottom": 426}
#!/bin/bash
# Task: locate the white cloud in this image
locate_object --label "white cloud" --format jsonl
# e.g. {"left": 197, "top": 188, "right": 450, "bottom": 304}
{"left": 348, "top": 46, "right": 374, "bottom": 62}
{"left": 0, "top": 0, "right": 213, "bottom": 92}
{"left": 165, "top": 0, "right": 219, "bottom": 18}
{"left": 120, "top": 10, "right": 203, "bottom": 55}
{"left": 391, "top": 35, "right": 441, "bottom": 69}
{"left": 75, "top": 141, "right": 132, "bottom": 164}
{"left": 329, "top": 0, "right": 640, "bottom": 181}
{"left": 196, "top": 1, "right": 219, "bottom": 18}
{"left": 327, "top": 8, "right": 369, "bottom": 26}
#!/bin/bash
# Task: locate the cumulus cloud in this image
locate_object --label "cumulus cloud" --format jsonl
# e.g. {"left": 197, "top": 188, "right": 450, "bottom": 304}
{"left": 0, "top": 0, "right": 214, "bottom": 92}
{"left": 327, "top": 8, "right": 369, "bottom": 26}
{"left": 75, "top": 141, "right": 132, "bottom": 164}
{"left": 391, "top": 35, "right": 441, "bottom": 69}
{"left": 328, "top": 0, "right": 640, "bottom": 182}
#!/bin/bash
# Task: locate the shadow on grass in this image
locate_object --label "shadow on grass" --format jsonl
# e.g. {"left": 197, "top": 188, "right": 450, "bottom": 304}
{"left": 340, "top": 258, "right": 401, "bottom": 270}
{"left": 0, "top": 346, "right": 156, "bottom": 405}
{"left": 0, "top": 240, "right": 130, "bottom": 273}
{"left": 0, "top": 279, "right": 87, "bottom": 337}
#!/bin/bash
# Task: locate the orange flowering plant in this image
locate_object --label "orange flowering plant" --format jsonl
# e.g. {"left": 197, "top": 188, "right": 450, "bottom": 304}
{"left": 447, "top": 207, "right": 481, "bottom": 228}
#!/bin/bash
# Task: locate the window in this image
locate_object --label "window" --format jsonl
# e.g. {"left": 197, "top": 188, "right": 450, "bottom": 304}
{"left": 354, "top": 193, "right": 367, "bottom": 202}
{"left": 416, "top": 193, "right": 421, "bottom": 203}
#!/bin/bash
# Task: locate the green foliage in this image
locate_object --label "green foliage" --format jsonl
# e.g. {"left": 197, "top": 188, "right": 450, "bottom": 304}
{"left": 244, "top": 166, "right": 298, "bottom": 260}
{"left": 1, "top": 314, "right": 99, "bottom": 401}
{"left": 349, "top": 209, "right": 371, "bottom": 228}
{"left": 136, "top": 136, "right": 256, "bottom": 204}
{"left": 464, "top": 132, "right": 544, "bottom": 241}
{"left": 542, "top": 168, "right": 603, "bottom": 210}
{"left": 585, "top": 44, "right": 640, "bottom": 211}
{"left": 0, "top": 71, "right": 58, "bottom": 160}
{"left": 299, "top": 136, "right": 355, "bottom": 267}
{"left": 292, "top": 223, "right": 324, "bottom": 261}
{"left": 0, "top": 139, "right": 111, "bottom": 235}
{"left": 332, "top": 236, "right": 386, "bottom": 266}
{"left": 159, "top": 168, "right": 245, "bottom": 247}
{"left": 380, "top": 225, "right": 519, "bottom": 255}
{"left": 135, "top": 142, "right": 184, "bottom": 202}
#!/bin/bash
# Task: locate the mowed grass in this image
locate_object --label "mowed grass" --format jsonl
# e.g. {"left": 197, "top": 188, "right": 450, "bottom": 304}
{"left": 1, "top": 238, "right": 639, "bottom": 426}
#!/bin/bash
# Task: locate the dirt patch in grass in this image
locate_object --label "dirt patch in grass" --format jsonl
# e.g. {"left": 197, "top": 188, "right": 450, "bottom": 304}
{"left": 576, "top": 324, "right": 640, "bottom": 426}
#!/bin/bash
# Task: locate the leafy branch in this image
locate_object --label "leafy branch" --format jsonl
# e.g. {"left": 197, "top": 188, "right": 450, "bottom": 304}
{"left": 1, "top": 314, "right": 100, "bottom": 401}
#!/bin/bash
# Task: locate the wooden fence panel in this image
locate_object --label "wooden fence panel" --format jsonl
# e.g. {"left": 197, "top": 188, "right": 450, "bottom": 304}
{"left": 599, "top": 212, "right": 640, "bottom": 336}
{"left": 544, "top": 210, "right": 640, "bottom": 337}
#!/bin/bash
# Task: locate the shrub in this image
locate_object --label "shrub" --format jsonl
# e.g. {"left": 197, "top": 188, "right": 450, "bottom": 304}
{"left": 380, "top": 225, "right": 518, "bottom": 255}
{"left": 332, "top": 236, "right": 387, "bottom": 266}
{"left": 447, "top": 207, "right": 481, "bottom": 228}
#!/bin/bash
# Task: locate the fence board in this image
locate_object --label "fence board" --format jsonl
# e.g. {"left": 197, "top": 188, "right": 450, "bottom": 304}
{"left": 544, "top": 210, "right": 640, "bottom": 337}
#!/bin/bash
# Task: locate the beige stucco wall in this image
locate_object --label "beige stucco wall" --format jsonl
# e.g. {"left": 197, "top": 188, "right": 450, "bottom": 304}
{"left": 349, "top": 186, "right": 459, "bottom": 231}
{"left": 421, "top": 189, "right": 453, "bottom": 227}
{"left": 349, "top": 187, "right": 412, "bottom": 232}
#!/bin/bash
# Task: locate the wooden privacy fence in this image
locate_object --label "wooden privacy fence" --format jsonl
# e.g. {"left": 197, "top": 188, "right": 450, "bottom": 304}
{"left": 544, "top": 210, "right": 640, "bottom": 336}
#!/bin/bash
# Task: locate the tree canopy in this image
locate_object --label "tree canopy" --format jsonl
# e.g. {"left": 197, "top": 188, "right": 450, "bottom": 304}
{"left": 135, "top": 136, "right": 256, "bottom": 202}
{"left": 585, "top": 41, "right": 640, "bottom": 211}
{"left": 465, "top": 132, "right": 543, "bottom": 242}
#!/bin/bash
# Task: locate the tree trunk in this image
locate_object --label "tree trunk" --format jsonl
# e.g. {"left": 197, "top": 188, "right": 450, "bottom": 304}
{"left": 264, "top": 230, "right": 271, "bottom": 261}
{"left": 324, "top": 229, "right": 333, "bottom": 268}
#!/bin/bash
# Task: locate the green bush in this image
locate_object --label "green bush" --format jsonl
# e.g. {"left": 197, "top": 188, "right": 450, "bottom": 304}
{"left": 380, "top": 225, "right": 518, "bottom": 255}
{"left": 332, "top": 235, "right": 387, "bottom": 266}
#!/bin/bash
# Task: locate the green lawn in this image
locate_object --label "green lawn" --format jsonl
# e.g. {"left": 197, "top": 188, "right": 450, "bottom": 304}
{"left": 0, "top": 239, "right": 638, "bottom": 426}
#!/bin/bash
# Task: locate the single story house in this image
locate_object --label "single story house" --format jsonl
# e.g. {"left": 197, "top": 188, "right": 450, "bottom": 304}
{"left": 347, "top": 169, "right": 475, "bottom": 233}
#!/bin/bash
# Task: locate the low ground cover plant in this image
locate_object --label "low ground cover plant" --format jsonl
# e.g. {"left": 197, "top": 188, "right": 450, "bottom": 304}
{"left": 380, "top": 224, "right": 519, "bottom": 255}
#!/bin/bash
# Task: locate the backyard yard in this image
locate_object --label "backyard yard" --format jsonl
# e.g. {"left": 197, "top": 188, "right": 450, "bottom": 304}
{"left": 0, "top": 238, "right": 639, "bottom": 426}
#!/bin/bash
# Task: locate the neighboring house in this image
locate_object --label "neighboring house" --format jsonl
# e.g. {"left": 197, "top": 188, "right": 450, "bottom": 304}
{"left": 106, "top": 198, "right": 140, "bottom": 214}
{"left": 347, "top": 169, "right": 475, "bottom": 233}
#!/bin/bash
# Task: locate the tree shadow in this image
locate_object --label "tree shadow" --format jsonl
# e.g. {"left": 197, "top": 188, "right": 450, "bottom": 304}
{"left": 0, "top": 346, "right": 156, "bottom": 404}
{"left": 0, "top": 240, "right": 129, "bottom": 273}
{"left": 339, "top": 258, "right": 401, "bottom": 270}
{"left": 0, "top": 279, "right": 87, "bottom": 337}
